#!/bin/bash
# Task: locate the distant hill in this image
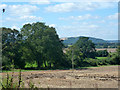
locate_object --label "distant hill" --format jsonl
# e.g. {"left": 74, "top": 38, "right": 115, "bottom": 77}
{"left": 61, "top": 36, "right": 117, "bottom": 46}
{"left": 106, "top": 40, "right": 118, "bottom": 43}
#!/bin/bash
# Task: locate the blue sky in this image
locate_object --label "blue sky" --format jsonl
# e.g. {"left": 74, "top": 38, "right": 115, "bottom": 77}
{"left": 0, "top": 1, "right": 118, "bottom": 40}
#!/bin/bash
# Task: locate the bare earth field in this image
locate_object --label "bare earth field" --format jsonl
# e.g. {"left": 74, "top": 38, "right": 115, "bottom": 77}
{"left": 1, "top": 66, "right": 119, "bottom": 88}
{"left": 96, "top": 48, "right": 117, "bottom": 53}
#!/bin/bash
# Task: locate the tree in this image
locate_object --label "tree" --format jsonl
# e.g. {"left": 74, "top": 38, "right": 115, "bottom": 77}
{"left": 21, "top": 22, "right": 67, "bottom": 69}
{"left": 74, "top": 37, "right": 96, "bottom": 58}
{"left": 66, "top": 37, "right": 96, "bottom": 67}
{"left": 96, "top": 50, "right": 109, "bottom": 57}
{"left": 116, "top": 46, "right": 120, "bottom": 64}
{"left": 2, "top": 27, "right": 25, "bottom": 69}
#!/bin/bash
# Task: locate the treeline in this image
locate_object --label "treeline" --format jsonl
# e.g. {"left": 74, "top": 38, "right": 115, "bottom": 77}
{"left": 1, "top": 22, "right": 120, "bottom": 70}
{"left": 66, "top": 37, "right": 120, "bottom": 67}
{"left": 2, "top": 22, "right": 69, "bottom": 70}
{"left": 95, "top": 43, "right": 118, "bottom": 48}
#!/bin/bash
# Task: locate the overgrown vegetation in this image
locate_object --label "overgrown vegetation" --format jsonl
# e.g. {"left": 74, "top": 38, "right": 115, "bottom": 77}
{"left": 1, "top": 22, "right": 120, "bottom": 71}
{"left": 96, "top": 50, "right": 109, "bottom": 57}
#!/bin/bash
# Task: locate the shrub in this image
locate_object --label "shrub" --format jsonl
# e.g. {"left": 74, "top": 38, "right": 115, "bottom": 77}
{"left": 83, "top": 58, "right": 98, "bottom": 67}
{"left": 96, "top": 50, "right": 109, "bottom": 57}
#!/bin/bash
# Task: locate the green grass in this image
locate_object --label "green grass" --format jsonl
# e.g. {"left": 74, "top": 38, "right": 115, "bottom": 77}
{"left": 25, "top": 61, "right": 54, "bottom": 68}
{"left": 25, "top": 62, "right": 37, "bottom": 68}
{"left": 2, "top": 69, "right": 42, "bottom": 73}
{"left": 2, "top": 65, "right": 118, "bottom": 73}
{"left": 96, "top": 57, "right": 107, "bottom": 60}
{"left": 109, "top": 52, "right": 117, "bottom": 55}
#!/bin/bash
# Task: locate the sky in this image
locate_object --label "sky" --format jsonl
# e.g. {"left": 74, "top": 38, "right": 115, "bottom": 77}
{"left": 0, "top": 0, "right": 118, "bottom": 40}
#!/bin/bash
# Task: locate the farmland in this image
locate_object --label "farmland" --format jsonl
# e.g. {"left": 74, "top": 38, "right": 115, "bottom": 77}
{"left": 1, "top": 65, "right": 119, "bottom": 88}
{"left": 96, "top": 48, "right": 117, "bottom": 53}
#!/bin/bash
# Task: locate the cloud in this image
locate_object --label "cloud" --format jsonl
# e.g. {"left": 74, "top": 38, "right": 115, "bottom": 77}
{"left": 1, "top": 4, "right": 42, "bottom": 24}
{"left": 49, "top": 24, "right": 56, "bottom": 27}
{"left": 11, "top": 26, "right": 20, "bottom": 30}
{"left": 59, "top": 14, "right": 99, "bottom": 21}
{"left": 51, "top": 0, "right": 118, "bottom": 2}
{"left": 30, "top": 0, "right": 50, "bottom": 4}
{"left": 56, "top": 24, "right": 99, "bottom": 38}
{"left": 0, "top": 0, "right": 119, "bottom": 2}
{"left": 22, "top": 22, "right": 34, "bottom": 26}
{"left": 0, "top": 4, "right": 7, "bottom": 10}
{"left": 4, "top": 15, "right": 43, "bottom": 23}
{"left": 89, "top": 25, "right": 98, "bottom": 28}
{"left": 45, "top": 2, "right": 116, "bottom": 12}
{"left": 108, "top": 13, "right": 118, "bottom": 20}
{"left": 20, "top": 15, "right": 42, "bottom": 20}
{"left": 45, "top": 3, "right": 75, "bottom": 12}
{"left": 1, "top": 4, "right": 39, "bottom": 16}
{"left": 56, "top": 23, "right": 117, "bottom": 40}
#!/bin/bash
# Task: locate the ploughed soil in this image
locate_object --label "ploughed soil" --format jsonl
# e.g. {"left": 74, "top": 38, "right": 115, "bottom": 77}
{"left": 1, "top": 66, "right": 119, "bottom": 88}
{"left": 96, "top": 48, "right": 117, "bottom": 53}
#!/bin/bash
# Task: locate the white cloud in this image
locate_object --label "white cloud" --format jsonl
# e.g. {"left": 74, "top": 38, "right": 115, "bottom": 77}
{"left": 108, "top": 13, "right": 118, "bottom": 20}
{"left": 59, "top": 14, "right": 99, "bottom": 21}
{"left": 56, "top": 24, "right": 99, "bottom": 38}
{"left": 30, "top": 0, "right": 50, "bottom": 4}
{"left": 4, "top": 15, "right": 43, "bottom": 23}
{"left": 89, "top": 25, "right": 98, "bottom": 28}
{"left": 1, "top": 4, "right": 41, "bottom": 24}
{"left": 0, "top": 4, "right": 7, "bottom": 10}
{"left": 20, "top": 15, "right": 42, "bottom": 20}
{"left": 1, "top": 0, "right": 119, "bottom": 2}
{"left": 51, "top": 0, "right": 118, "bottom": 2}
{"left": 49, "top": 24, "right": 56, "bottom": 27}
{"left": 11, "top": 26, "right": 20, "bottom": 30}
{"left": 45, "top": 3, "right": 75, "bottom": 12}
{"left": 45, "top": 2, "right": 115, "bottom": 12}
{"left": 56, "top": 23, "right": 117, "bottom": 40}
{"left": 2, "top": 4, "right": 39, "bottom": 16}
{"left": 22, "top": 22, "right": 34, "bottom": 26}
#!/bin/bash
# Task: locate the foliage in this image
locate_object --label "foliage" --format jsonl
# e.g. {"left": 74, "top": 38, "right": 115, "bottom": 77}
{"left": 1, "top": 22, "right": 119, "bottom": 70}
{"left": 96, "top": 50, "right": 109, "bottom": 57}
{"left": 62, "top": 36, "right": 118, "bottom": 48}
{"left": 1, "top": 69, "right": 24, "bottom": 89}
{"left": 96, "top": 57, "right": 108, "bottom": 60}
{"left": 21, "top": 22, "right": 68, "bottom": 69}
{"left": 73, "top": 37, "right": 96, "bottom": 59}
{"left": 66, "top": 37, "right": 96, "bottom": 68}
{"left": 108, "top": 46, "right": 120, "bottom": 65}
{"left": 2, "top": 27, "right": 25, "bottom": 69}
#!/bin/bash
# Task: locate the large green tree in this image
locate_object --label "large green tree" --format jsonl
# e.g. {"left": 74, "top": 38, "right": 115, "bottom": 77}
{"left": 66, "top": 37, "right": 96, "bottom": 67}
{"left": 2, "top": 27, "right": 25, "bottom": 69}
{"left": 21, "top": 22, "right": 67, "bottom": 69}
{"left": 74, "top": 37, "right": 96, "bottom": 58}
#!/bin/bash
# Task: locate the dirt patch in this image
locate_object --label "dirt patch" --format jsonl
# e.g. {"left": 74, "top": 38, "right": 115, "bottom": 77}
{"left": 96, "top": 48, "right": 117, "bottom": 53}
{"left": 1, "top": 66, "right": 119, "bottom": 88}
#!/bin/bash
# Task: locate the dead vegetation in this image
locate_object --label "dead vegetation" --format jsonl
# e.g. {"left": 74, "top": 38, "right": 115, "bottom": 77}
{"left": 1, "top": 66, "right": 119, "bottom": 88}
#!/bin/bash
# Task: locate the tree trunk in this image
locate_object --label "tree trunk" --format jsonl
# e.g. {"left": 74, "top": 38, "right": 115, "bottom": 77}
{"left": 44, "top": 61, "right": 47, "bottom": 68}
{"left": 49, "top": 63, "right": 52, "bottom": 68}
{"left": 37, "top": 60, "right": 41, "bottom": 69}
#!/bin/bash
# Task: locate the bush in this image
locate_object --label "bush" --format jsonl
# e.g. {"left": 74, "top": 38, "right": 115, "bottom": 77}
{"left": 83, "top": 58, "right": 98, "bottom": 67}
{"left": 83, "top": 58, "right": 110, "bottom": 67}
{"left": 96, "top": 50, "right": 109, "bottom": 57}
{"left": 109, "top": 55, "right": 120, "bottom": 65}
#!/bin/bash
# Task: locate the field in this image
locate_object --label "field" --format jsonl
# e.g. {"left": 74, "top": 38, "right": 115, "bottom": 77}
{"left": 96, "top": 48, "right": 117, "bottom": 53}
{"left": 96, "top": 57, "right": 108, "bottom": 60}
{"left": 1, "top": 65, "right": 119, "bottom": 88}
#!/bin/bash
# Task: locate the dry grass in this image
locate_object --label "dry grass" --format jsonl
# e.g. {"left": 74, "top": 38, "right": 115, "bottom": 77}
{"left": 96, "top": 48, "right": 117, "bottom": 53}
{"left": 1, "top": 66, "right": 119, "bottom": 88}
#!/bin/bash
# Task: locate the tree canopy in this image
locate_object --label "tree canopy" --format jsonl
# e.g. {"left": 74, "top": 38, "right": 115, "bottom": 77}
{"left": 66, "top": 37, "right": 96, "bottom": 67}
{"left": 21, "top": 22, "right": 67, "bottom": 69}
{"left": 73, "top": 37, "right": 96, "bottom": 58}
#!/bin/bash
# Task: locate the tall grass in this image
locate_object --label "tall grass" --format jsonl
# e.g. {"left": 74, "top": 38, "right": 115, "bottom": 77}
{"left": 1, "top": 59, "right": 38, "bottom": 89}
